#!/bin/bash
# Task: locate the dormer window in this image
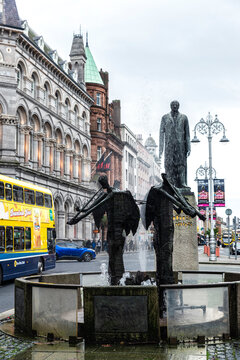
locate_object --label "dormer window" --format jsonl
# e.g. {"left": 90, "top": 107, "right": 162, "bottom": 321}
{"left": 49, "top": 50, "right": 58, "bottom": 64}
{"left": 60, "top": 61, "right": 68, "bottom": 73}
{"left": 96, "top": 92, "right": 101, "bottom": 106}
{"left": 34, "top": 36, "right": 44, "bottom": 51}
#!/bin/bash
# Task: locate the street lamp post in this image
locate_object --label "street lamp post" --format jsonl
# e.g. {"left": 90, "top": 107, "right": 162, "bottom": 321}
{"left": 195, "top": 163, "right": 217, "bottom": 247}
{"left": 192, "top": 113, "right": 229, "bottom": 261}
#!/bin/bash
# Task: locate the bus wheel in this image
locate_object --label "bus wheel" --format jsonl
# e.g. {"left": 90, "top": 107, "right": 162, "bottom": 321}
{"left": 38, "top": 259, "right": 44, "bottom": 274}
{"left": 0, "top": 266, "right": 2, "bottom": 285}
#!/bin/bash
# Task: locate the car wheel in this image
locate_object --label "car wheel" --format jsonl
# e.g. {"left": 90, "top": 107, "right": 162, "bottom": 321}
{"left": 56, "top": 254, "right": 59, "bottom": 261}
{"left": 38, "top": 259, "right": 44, "bottom": 274}
{"left": 83, "top": 253, "right": 92, "bottom": 262}
{"left": 0, "top": 266, "right": 2, "bottom": 285}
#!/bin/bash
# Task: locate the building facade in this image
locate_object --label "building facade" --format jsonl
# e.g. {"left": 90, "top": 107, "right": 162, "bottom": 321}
{"left": 120, "top": 124, "right": 137, "bottom": 197}
{"left": 0, "top": 1, "right": 96, "bottom": 241}
{"left": 85, "top": 41, "right": 123, "bottom": 188}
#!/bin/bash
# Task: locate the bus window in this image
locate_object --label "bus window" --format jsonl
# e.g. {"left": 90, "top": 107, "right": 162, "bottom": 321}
{"left": 6, "top": 227, "right": 13, "bottom": 251}
{"left": 14, "top": 227, "right": 24, "bottom": 251}
{"left": 24, "top": 189, "right": 35, "bottom": 205}
{"left": 36, "top": 192, "right": 44, "bottom": 206}
{"left": 45, "top": 194, "right": 52, "bottom": 208}
{"left": 25, "top": 227, "right": 31, "bottom": 250}
{"left": 0, "top": 227, "right": 5, "bottom": 252}
{"left": 0, "top": 182, "right": 4, "bottom": 199}
{"left": 13, "top": 186, "right": 23, "bottom": 203}
{"left": 5, "top": 183, "right": 12, "bottom": 201}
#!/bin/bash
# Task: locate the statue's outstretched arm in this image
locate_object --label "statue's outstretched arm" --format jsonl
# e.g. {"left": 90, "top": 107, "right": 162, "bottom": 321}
{"left": 67, "top": 192, "right": 112, "bottom": 225}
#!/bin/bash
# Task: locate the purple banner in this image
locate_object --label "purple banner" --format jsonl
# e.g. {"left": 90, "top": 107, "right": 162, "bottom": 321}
{"left": 197, "top": 179, "right": 209, "bottom": 207}
{"left": 214, "top": 179, "right": 225, "bottom": 207}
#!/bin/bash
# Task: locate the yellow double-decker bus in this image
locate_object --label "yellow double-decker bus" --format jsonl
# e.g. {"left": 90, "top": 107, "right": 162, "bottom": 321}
{"left": 0, "top": 174, "right": 56, "bottom": 284}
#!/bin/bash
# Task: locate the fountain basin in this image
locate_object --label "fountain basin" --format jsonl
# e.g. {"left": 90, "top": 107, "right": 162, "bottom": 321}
{"left": 14, "top": 270, "right": 240, "bottom": 344}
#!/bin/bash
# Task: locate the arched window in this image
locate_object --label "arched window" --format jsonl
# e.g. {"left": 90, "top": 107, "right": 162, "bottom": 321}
{"left": 44, "top": 82, "right": 50, "bottom": 106}
{"left": 17, "top": 64, "right": 23, "bottom": 90}
{"left": 45, "top": 122, "right": 54, "bottom": 173}
{"left": 74, "top": 140, "right": 81, "bottom": 182}
{"left": 82, "top": 145, "right": 89, "bottom": 181}
{"left": 74, "top": 105, "right": 79, "bottom": 127}
{"left": 65, "top": 135, "right": 73, "bottom": 179}
{"left": 32, "top": 114, "right": 42, "bottom": 167}
{"left": 65, "top": 98, "right": 70, "bottom": 121}
{"left": 31, "top": 73, "right": 38, "bottom": 99}
{"left": 55, "top": 91, "right": 61, "bottom": 115}
{"left": 56, "top": 129, "right": 64, "bottom": 176}
{"left": 17, "top": 106, "right": 29, "bottom": 163}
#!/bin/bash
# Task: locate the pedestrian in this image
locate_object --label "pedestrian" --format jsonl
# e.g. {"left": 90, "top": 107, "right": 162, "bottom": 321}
{"left": 96, "top": 239, "right": 101, "bottom": 254}
{"left": 86, "top": 239, "right": 91, "bottom": 248}
{"left": 91, "top": 239, "right": 96, "bottom": 250}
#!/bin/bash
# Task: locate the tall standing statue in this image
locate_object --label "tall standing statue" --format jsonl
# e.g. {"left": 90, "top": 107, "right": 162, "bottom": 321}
{"left": 67, "top": 175, "right": 140, "bottom": 285}
{"left": 159, "top": 100, "right": 191, "bottom": 188}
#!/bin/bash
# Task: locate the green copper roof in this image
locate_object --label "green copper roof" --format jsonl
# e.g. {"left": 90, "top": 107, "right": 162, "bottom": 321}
{"left": 85, "top": 45, "right": 104, "bottom": 85}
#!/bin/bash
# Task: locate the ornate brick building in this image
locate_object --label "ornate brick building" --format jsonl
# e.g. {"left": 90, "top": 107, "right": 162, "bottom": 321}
{"left": 84, "top": 40, "right": 123, "bottom": 188}
{"left": 0, "top": 0, "right": 96, "bottom": 241}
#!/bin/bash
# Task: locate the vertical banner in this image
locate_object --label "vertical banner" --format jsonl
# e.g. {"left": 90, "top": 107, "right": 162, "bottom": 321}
{"left": 214, "top": 179, "right": 225, "bottom": 207}
{"left": 198, "top": 207, "right": 206, "bottom": 217}
{"left": 197, "top": 179, "right": 209, "bottom": 207}
{"left": 209, "top": 207, "right": 216, "bottom": 220}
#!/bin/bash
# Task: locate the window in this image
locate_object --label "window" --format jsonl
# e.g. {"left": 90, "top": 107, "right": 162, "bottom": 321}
{"left": 13, "top": 186, "right": 23, "bottom": 203}
{"left": 14, "top": 227, "right": 24, "bottom": 251}
{"left": 65, "top": 98, "right": 70, "bottom": 120}
{"left": 97, "top": 118, "right": 102, "bottom": 131}
{"left": 25, "top": 227, "right": 31, "bottom": 250}
{"left": 97, "top": 146, "right": 102, "bottom": 161}
{"left": 126, "top": 169, "right": 128, "bottom": 181}
{"left": 44, "top": 83, "right": 49, "bottom": 106}
{"left": 0, "top": 227, "right": 5, "bottom": 252}
{"left": 0, "top": 182, "right": 4, "bottom": 199}
{"left": 36, "top": 191, "right": 44, "bottom": 206}
{"left": 24, "top": 189, "right": 35, "bottom": 205}
{"left": 31, "top": 74, "right": 37, "bottom": 98}
{"left": 6, "top": 227, "right": 13, "bottom": 251}
{"left": 17, "top": 65, "right": 23, "bottom": 89}
{"left": 96, "top": 92, "right": 101, "bottom": 106}
{"left": 5, "top": 183, "right": 12, "bottom": 201}
{"left": 125, "top": 151, "right": 128, "bottom": 162}
{"left": 44, "top": 194, "right": 52, "bottom": 208}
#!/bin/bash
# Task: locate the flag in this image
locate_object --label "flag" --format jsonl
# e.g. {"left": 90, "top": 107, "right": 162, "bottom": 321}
{"left": 96, "top": 152, "right": 112, "bottom": 172}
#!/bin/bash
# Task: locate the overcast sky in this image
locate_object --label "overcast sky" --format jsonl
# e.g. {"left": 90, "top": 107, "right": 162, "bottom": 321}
{"left": 16, "top": 0, "right": 240, "bottom": 222}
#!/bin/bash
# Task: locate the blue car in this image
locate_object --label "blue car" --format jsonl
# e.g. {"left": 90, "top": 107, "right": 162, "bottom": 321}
{"left": 56, "top": 241, "right": 96, "bottom": 262}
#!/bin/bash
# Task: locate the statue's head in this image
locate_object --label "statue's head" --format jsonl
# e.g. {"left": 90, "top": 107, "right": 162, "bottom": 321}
{"left": 170, "top": 100, "right": 180, "bottom": 112}
{"left": 98, "top": 175, "right": 109, "bottom": 189}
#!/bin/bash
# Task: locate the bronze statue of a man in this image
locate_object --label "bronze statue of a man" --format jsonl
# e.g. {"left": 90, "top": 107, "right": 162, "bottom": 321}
{"left": 159, "top": 101, "right": 191, "bottom": 188}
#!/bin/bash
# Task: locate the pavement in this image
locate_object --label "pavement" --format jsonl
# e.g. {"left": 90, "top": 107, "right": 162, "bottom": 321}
{"left": 199, "top": 247, "right": 240, "bottom": 265}
{"left": 1, "top": 249, "right": 240, "bottom": 360}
